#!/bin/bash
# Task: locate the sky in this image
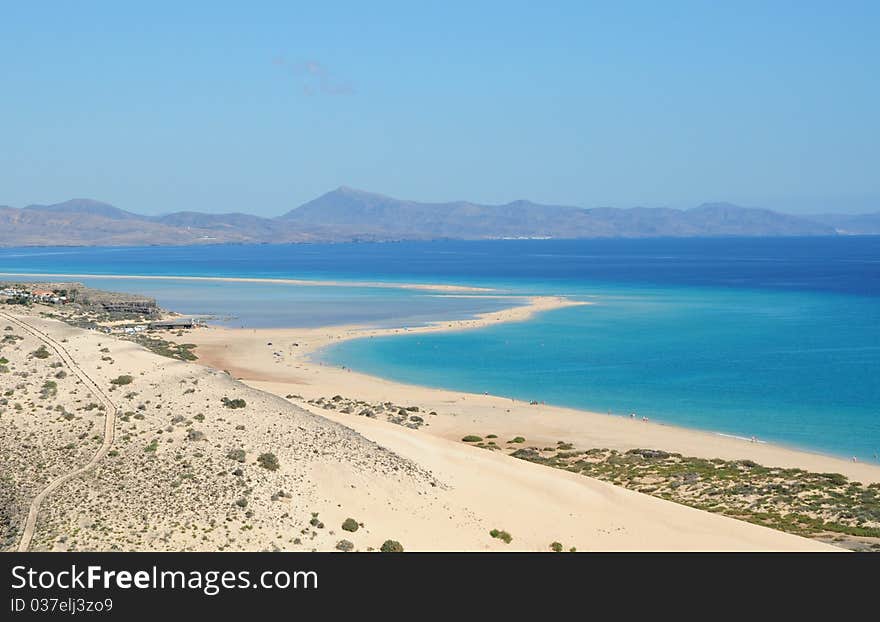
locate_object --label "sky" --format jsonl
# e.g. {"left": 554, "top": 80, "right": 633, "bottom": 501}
{"left": 1, "top": 1, "right": 877, "bottom": 216}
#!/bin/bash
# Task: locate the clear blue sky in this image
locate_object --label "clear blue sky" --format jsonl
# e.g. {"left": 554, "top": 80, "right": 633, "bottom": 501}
{"left": 1, "top": 1, "right": 877, "bottom": 215}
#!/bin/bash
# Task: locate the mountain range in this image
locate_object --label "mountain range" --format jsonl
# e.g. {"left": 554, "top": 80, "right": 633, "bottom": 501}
{"left": 1, "top": 187, "right": 877, "bottom": 247}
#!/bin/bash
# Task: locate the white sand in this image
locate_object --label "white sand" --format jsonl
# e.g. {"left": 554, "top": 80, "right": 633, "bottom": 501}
{"left": 187, "top": 296, "right": 880, "bottom": 485}
{"left": 1, "top": 301, "right": 846, "bottom": 551}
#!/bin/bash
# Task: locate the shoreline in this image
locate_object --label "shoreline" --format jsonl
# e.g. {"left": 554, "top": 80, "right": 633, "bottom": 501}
{"left": 0, "top": 271, "right": 495, "bottom": 293}
{"left": 3, "top": 302, "right": 842, "bottom": 552}
{"left": 182, "top": 295, "right": 880, "bottom": 485}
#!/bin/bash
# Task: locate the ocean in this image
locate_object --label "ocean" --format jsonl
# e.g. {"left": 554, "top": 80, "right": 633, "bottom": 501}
{"left": 2, "top": 237, "right": 878, "bottom": 461}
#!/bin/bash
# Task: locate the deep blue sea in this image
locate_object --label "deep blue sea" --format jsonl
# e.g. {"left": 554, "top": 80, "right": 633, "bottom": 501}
{"left": 2, "top": 238, "right": 878, "bottom": 461}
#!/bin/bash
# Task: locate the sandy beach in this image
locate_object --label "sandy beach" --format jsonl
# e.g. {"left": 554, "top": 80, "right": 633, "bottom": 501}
{"left": 184, "top": 295, "right": 880, "bottom": 486}
{"left": 0, "top": 272, "right": 494, "bottom": 293}
{"left": 2, "top": 295, "right": 860, "bottom": 552}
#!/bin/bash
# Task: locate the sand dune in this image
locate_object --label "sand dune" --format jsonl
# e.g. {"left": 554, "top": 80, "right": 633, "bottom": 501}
{"left": 187, "top": 297, "right": 880, "bottom": 485}
{"left": 0, "top": 304, "right": 842, "bottom": 551}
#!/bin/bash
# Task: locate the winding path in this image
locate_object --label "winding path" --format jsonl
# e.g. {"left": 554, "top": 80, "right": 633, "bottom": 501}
{"left": 1, "top": 311, "right": 118, "bottom": 551}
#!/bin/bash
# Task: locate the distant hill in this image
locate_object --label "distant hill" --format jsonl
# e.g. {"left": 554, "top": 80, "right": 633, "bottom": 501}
{"left": 151, "top": 212, "right": 301, "bottom": 242}
{"left": 23, "top": 198, "right": 142, "bottom": 221}
{"left": 1, "top": 187, "right": 873, "bottom": 247}
{"left": 804, "top": 213, "right": 880, "bottom": 235}
{"left": 280, "top": 188, "right": 836, "bottom": 238}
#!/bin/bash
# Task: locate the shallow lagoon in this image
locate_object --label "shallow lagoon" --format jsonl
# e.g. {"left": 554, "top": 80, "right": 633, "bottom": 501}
{"left": 2, "top": 237, "right": 878, "bottom": 460}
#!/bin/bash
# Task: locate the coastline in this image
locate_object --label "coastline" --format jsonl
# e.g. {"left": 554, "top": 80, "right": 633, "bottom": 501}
{"left": 0, "top": 271, "right": 495, "bottom": 293}
{"left": 2, "top": 301, "right": 841, "bottom": 552}
{"left": 5, "top": 278, "right": 877, "bottom": 550}
{"left": 183, "top": 295, "right": 880, "bottom": 485}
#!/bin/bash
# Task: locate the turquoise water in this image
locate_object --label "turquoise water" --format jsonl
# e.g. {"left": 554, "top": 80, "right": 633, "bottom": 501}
{"left": 321, "top": 285, "right": 880, "bottom": 461}
{"left": 64, "top": 277, "right": 522, "bottom": 328}
{"left": 2, "top": 238, "right": 878, "bottom": 461}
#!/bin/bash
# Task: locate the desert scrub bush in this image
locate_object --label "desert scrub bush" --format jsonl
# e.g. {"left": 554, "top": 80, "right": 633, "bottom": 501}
{"left": 380, "top": 540, "right": 404, "bottom": 553}
{"left": 341, "top": 518, "right": 359, "bottom": 532}
{"left": 227, "top": 449, "right": 246, "bottom": 463}
{"left": 550, "top": 541, "right": 563, "bottom": 552}
{"left": 508, "top": 436, "right": 526, "bottom": 444}
{"left": 221, "top": 397, "right": 246, "bottom": 409}
{"left": 31, "top": 345, "right": 50, "bottom": 359}
{"left": 110, "top": 375, "right": 133, "bottom": 386}
{"left": 489, "top": 529, "right": 512, "bottom": 544}
{"left": 257, "top": 452, "right": 280, "bottom": 471}
{"left": 335, "top": 540, "right": 354, "bottom": 552}
{"left": 40, "top": 380, "right": 58, "bottom": 399}
{"left": 462, "top": 435, "right": 482, "bottom": 443}
{"left": 819, "top": 473, "right": 848, "bottom": 486}
{"left": 144, "top": 439, "right": 158, "bottom": 453}
{"left": 186, "top": 429, "right": 206, "bottom": 441}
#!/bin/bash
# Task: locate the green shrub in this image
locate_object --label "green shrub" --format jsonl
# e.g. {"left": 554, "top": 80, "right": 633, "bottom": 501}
{"left": 257, "top": 452, "right": 280, "bottom": 471}
{"left": 490, "top": 529, "right": 512, "bottom": 544}
{"left": 227, "top": 449, "right": 246, "bottom": 463}
{"left": 110, "top": 375, "right": 134, "bottom": 386}
{"left": 40, "top": 380, "right": 58, "bottom": 399}
{"left": 342, "top": 518, "right": 359, "bottom": 532}
{"left": 186, "top": 429, "right": 206, "bottom": 441}
{"left": 31, "top": 345, "right": 50, "bottom": 359}
{"left": 380, "top": 540, "right": 404, "bottom": 553}
{"left": 462, "top": 435, "right": 482, "bottom": 443}
{"left": 550, "top": 541, "right": 563, "bottom": 552}
{"left": 221, "top": 397, "right": 246, "bottom": 409}
{"left": 508, "top": 436, "right": 526, "bottom": 444}
{"left": 819, "top": 473, "right": 848, "bottom": 486}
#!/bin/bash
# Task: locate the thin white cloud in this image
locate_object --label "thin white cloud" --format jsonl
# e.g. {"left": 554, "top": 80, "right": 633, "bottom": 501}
{"left": 273, "top": 56, "right": 355, "bottom": 96}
